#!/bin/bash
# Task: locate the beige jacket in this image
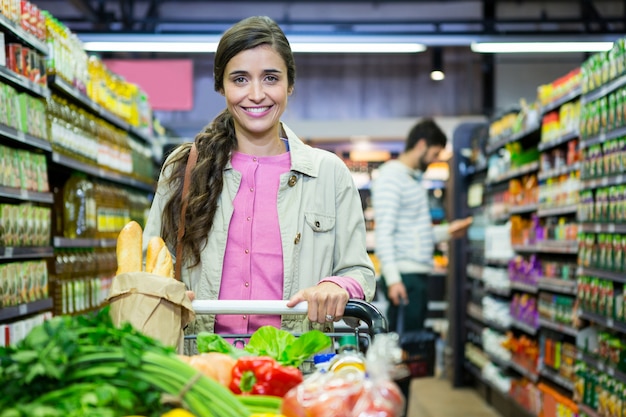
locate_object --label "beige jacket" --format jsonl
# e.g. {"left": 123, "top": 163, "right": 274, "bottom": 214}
{"left": 143, "top": 123, "right": 375, "bottom": 344}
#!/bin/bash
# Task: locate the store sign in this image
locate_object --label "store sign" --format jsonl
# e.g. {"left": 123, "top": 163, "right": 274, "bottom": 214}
{"left": 104, "top": 59, "right": 194, "bottom": 111}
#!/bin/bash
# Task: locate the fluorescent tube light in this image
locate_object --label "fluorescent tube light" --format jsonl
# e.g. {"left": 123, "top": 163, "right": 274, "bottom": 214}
{"left": 291, "top": 42, "right": 425, "bottom": 53}
{"left": 84, "top": 41, "right": 219, "bottom": 53}
{"left": 83, "top": 40, "right": 426, "bottom": 54}
{"left": 471, "top": 41, "right": 613, "bottom": 53}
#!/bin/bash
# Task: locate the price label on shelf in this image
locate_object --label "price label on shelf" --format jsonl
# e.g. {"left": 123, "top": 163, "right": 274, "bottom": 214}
{"left": 20, "top": 189, "right": 28, "bottom": 200}
{"left": 608, "top": 224, "right": 616, "bottom": 233}
{"left": 601, "top": 177, "right": 609, "bottom": 186}
{"left": 617, "top": 175, "right": 624, "bottom": 184}
{"left": 16, "top": 130, "right": 26, "bottom": 143}
{"left": 18, "top": 304, "right": 27, "bottom": 315}
{"left": 608, "top": 366, "right": 615, "bottom": 377}
{"left": 4, "top": 247, "right": 13, "bottom": 258}
{"left": 595, "top": 224, "right": 602, "bottom": 232}
{"left": 607, "top": 318, "right": 615, "bottom": 328}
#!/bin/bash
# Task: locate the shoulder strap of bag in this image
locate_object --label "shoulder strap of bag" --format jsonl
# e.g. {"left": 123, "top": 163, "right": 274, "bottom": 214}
{"left": 175, "top": 143, "right": 198, "bottom": 281}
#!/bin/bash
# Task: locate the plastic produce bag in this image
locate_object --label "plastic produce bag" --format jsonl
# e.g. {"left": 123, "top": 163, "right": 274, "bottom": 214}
{"left": 352, "top": 333, "right": 406, "bottom": 416}
{"left": 281, "top": 333, "right": 406, "bottom": 417}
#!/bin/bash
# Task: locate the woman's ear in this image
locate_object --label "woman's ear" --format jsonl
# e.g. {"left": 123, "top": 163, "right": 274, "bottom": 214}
{"left": 219, "top": 89, "right": 225, "bottom": 96}
{"left": 288, "top": 86, "right": 294, "bottom": 96}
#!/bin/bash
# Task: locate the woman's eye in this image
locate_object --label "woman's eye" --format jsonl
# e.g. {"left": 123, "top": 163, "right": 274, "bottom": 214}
{"left": 265, "top": 75, "right": 278, "bottom": 83}
{"left": 233, "top": 76, "right": 247, "bottom": 84}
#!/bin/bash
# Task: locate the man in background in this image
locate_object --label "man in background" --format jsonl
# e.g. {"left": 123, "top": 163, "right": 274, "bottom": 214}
{"left": 372, "top": 118, "right": 472, "bottom": 332}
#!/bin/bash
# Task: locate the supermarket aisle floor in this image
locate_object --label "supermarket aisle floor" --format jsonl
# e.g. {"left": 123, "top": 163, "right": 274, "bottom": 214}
{"left": 406, "top": 377, "right": 501, "bottom": 417}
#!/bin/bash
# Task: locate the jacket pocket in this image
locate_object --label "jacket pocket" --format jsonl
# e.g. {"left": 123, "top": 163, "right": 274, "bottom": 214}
{"left": 304, "top": 212, "right": 336, "bottom": 232}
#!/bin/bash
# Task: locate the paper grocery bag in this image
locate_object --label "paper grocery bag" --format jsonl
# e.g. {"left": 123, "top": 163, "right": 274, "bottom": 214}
{"left": 106, "top": 272, "right": 195, "bottom": 353}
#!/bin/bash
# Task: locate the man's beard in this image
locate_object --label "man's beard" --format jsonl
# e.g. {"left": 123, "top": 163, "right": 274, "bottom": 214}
{"left": 417, "top": 154, "right": 429, "bottom": 172}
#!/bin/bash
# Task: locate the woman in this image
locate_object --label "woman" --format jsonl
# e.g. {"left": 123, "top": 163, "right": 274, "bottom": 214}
{"left": 143, "top": 16, "right": 375, "bottom": 342}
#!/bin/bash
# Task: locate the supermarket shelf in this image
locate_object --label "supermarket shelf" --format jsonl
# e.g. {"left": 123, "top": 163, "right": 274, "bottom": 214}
{"left": 466, "top": 318, "right": 485, "bottom": 335}
{"left": 537, "top": 130, "right": 580, "bottom": 153}
{"left": 487, "top": 352, "right": 512, "bottom": 369}
{"left": 541, "top": 87, "right": 582, "bottom": 115}
{"left": 579, "top": 351, "right": 626, "bottom": 385}
{"left": 0, "top": 246, "right": 54, "bottom": 260}
{"left": 579, "top": 267, "right": 626, "bottom": 284}
{"left": 511, "top": 318, "right": 539, "bottom": 335}
{"left": 53, "top": 237, "right": 117, "bottom": 248}
{"left": 51, "top": 152, "right": 155, "bottom": 192}
{"left": 537, "top": 162, "right": 581, "bottom": 181}
{"left": 0, "top": 122, "right": 52, "bottom": 153}
{"left": 578, "top": 404, "right": 600, "bottom": 417}
{"left": 582, "top": 73, "right": 626, "bottom": 105}
{"left": 539, "top": 366, "right": 574, "bottom": 391}
{"left": 537, "top": 205, "right": 578, "bottom": 218}
{"left": 465, "top": 361, "right": 539, "bottom": 417}
{"left": 510, "top": 359, "right": 539, "bottom": 382}
{"left": 0, "top": 65, "right": 49, "bottom": 99}
{"left": 537, "top": 277, "right": 577, "bottom": 295}
{"left": 579, "top": 310, "right": 626, "bottom": 333}
{"left": 486, "top": 123, "right": 541, "bottom": 155}
{"left": 485, "top": 258, "right": 512, "bottom": 267}
{"left": 485, "top": 161, "right": 540, "bottom": 186}
{"left": 580, "top": 173, "right": 626, "bottom": 190}
{"left": 580, "top": 223, "right": 626, "bottom": 234}
{"left": 0, "top": 298, "right": 53, "bottom": 322}
{"left": 512, "top": 241, "right": 578, "bottom": 255}
{"left": 509, "top": 203, "right": 539, "bottom": 215}
{"left": 48, "top": 75, "right": 154, "bottom": 145}
{"left": 510, "top": 281, "right": 539, "bottom": 294}
{"left": 466, "top": 162, "right": 488, "bottom": 176}
{"left": 0, "top": 186, "right": 53, "bottom": 204}
{"left": 0, "top": 14, "right": 48, "bottom": 54}
{"left": 538, "top": 318, "right": 578, "bottom": 337}
{"left": 581, "top": 125, "right": 626, "bottom": 151}
{"left": 485, "top": 286, "right": 512, "bottom": 297}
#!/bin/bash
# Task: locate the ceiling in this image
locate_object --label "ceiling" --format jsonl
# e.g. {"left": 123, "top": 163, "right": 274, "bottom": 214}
{"left": 34, "top": 0, "right": 626, "bottom": 45}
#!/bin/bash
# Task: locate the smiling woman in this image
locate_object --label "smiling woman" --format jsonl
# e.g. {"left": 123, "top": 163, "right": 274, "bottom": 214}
{"left": 142, "top": 16, "right": 376, "bottom": 354}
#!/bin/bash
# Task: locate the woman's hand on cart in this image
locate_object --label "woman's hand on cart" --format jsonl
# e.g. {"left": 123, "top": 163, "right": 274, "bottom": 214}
{"left": 286, "top": 281, "right": 349, "bottom": 324}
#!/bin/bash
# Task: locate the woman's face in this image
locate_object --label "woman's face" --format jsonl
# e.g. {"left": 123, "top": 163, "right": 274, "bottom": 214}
{"left": 222, "top": 44, "right": 292, "bottom": 143}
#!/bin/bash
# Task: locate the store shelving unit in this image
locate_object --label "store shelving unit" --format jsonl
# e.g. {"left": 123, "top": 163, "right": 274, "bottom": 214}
{"left": 0, "top": 17, "right": 56, "bottom": 331}
{"left": 0, "top": 15, "right": 157, "bottom": 333}
{"left": 454, "top": 71, "right": 584, "bottom": 417}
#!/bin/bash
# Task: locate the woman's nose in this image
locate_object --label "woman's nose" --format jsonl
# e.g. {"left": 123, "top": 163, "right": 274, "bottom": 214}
{"left": 249, "top": 81, "right": 265, "bottom": 101}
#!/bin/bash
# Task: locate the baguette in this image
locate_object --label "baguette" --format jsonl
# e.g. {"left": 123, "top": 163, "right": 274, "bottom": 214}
{"left": 116, "top": 221, "right": 143, "bottom": 275}
{"left": 145, "top": 236, "right": 166, "bottom": 274}
{"left": 152, "top": 244, "right": 174, "bottom": 278}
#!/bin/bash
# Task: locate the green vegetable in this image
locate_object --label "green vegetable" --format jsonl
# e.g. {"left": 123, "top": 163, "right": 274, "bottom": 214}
{"left": 237, "top": 394, "right": 283, "bottom": 414}
{"left": 197, "top": 325, "right": 332, "bottom": 367}
{"left": 0, "top": 307, "right": 249, "bottom": 417}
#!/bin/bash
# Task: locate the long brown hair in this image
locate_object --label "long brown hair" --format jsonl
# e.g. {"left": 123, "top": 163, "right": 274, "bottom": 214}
{"left": 160, "top": 16, "right": 296, "bottom": 268}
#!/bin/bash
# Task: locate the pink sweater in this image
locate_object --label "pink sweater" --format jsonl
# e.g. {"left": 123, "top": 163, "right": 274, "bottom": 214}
{"left": 215, "top": 150, "right": 364, "bottom": 335}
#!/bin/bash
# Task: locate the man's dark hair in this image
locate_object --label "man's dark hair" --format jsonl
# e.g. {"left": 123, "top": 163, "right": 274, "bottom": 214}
{"left": 405, "top": 118, "right": 447, "bottom": 152}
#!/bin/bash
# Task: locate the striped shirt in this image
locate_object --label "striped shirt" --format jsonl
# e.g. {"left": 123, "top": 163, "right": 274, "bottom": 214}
{"left": 371, "top": 160, "right": 447, "bottom": 286}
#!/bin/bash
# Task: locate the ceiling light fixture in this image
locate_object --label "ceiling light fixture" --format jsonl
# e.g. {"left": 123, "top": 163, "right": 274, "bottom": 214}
{"left": 471, "top": 41, "right": 614, "bottom": 53}
{"left": 81, "top": 34, "right": 426, "bottom": 54}
{"left": 430, "top": 47, "right": 445, "bottom": 81}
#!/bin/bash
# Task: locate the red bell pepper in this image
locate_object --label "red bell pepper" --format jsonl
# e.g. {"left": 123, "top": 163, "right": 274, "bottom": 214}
{"left": 230, "top": 356, "right": 303, "bottom": 397}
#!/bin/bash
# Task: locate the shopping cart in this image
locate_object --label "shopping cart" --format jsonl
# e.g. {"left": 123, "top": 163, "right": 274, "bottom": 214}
{"left": 188, "top": 298, "right": 388, "bottom": 354}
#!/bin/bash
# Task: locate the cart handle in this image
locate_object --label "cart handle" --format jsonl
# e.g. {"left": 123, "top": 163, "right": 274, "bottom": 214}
{"left": 191, "top": 299, "right": 388, "bottom": 336}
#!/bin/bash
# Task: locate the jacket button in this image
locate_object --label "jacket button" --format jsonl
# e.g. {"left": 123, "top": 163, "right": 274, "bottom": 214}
{"left": 288, "top": 175, "right": 297, "bottom": 187}
{"left": 315, "top": 221, "right": 320, "bottom": 228}
{"left": 294, "top": 233, "right": 301, "bottom": 244}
